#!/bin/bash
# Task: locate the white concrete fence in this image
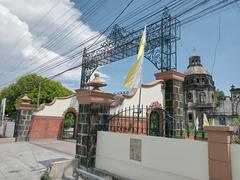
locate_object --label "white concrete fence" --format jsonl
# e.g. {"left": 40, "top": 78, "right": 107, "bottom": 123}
{"left": 96, "top": 131, "right": 209, "bottom": 180}
{"left": 96, "top": 131, "right": 240, "bottom": 180}
{"left": 231, "top": 144, "right": 240, "bottom": 180}
{"left": 0, "top": 121, "right": 15, "bottom": 137}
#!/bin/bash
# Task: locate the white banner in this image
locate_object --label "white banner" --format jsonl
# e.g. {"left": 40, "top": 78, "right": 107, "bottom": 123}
{"left": 0, "top": 98, "right": 6, "bottom": 126}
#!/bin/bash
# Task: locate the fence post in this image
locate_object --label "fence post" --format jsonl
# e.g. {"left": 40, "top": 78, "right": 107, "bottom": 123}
{"left": 132, "top": 105, "right": 135, "bottom": 133}
{"left": 124, "top": 107, "right": 127, "bottom": 132}
{"left": 187, "top": 122, "right": 190, "bottom": 138}
{"left": 128, "top": 106, "right": 131, "bottom": 132}
{"left": 75, "top": 73, "right": 113, "bottom": 170}
{"left": 141, "top": 105, "right": 144, "bottom": 134}
{"left": 180, "top": 120, "right": 183, "bottom": 137}
{"left": 205, "top": 126, "right": 234, "bottom": 180}
{"left": 146, "top": 105, "right": 148, "bottom": 135}
{"left": 15, "top": 95, "right": 35, "bottom": 142}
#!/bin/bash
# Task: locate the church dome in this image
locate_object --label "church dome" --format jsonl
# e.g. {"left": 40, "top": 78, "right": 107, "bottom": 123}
{"left": 184, "top": 66, "right": 209, "bottom": 75}
{"left": 184, "top": 54, "right": 209, "bottom": 76}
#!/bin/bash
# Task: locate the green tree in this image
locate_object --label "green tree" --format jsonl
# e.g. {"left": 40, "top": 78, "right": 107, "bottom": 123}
{"left": 232, "top": 117, "right": 240, "bottom": 129}
{"left": 214, "top": 89, "right": 225, "bottom": 107}
{"left": 0, "top": 74, "right": 73, "bottom": 119}
{"left": 232, "top": 117, "right": 240, "bottom": 144}
{"left": 64, "top": 112, "right": 75, "bottom": 129}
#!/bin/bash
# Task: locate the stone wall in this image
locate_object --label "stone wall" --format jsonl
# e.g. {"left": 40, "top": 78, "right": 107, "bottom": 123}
{"left": 15, "top": 109, "right": 33, "bottom": 141}
{"left": 76, "top": 104, "right": 110, "bottom": 169}
{"left": 165, "top": 78, "right": 184, "bottom": 120}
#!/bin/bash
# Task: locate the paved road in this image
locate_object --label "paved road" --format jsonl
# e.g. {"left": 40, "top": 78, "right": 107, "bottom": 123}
{"left": 0, "top": 141, "right": 74, "bottom": 180}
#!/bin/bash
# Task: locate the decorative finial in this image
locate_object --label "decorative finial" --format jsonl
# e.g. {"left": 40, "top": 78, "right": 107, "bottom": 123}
{"left": 86, "top": 73, "right": 107, "bottom": 91}
{"left": 191, "top": 47, "right": 200, "bottom": 57}
{"left": 21, "top": 94, "right": 31, "bottom": 104}
{"left": 192, "top": 47, "right": 196, "bottom": 53}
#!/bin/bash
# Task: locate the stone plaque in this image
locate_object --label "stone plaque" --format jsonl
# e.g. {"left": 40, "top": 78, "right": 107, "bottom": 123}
{"left": 130, "top": 138, "right": 141, "bottom": 161}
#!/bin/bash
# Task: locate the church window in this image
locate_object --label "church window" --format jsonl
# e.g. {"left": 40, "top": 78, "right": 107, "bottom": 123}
{"left": 205, "top": 79, "right": 209, "bottom": 84}
{"left": 196, "top": 78, "right": 199, "bottom": 83}
{"left": 202, "top": 78, "right": 205, "bottom": 83}
{"left": 199, "top": 92, "right": 206, "bottom": 103}
{"left": 188, "top": 92, "right": 193, "bottom": 102}
{"left": 188, "top": 113, "right": 193, "bottom": 122}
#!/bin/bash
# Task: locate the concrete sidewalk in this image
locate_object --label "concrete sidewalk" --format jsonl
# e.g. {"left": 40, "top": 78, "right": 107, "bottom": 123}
{"left": 30, "top": 139, "right": 76, "bottom": 156}
{"left": 0, "top": 142, "right": 74, "bottom": 180}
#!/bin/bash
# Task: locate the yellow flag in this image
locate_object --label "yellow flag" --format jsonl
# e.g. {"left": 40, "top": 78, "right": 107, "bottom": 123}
{"left": 203, "top": 113, "right": 209, "bottom": 127}
{"left": 124, "top": 26, "right": 146, "bottom": 88}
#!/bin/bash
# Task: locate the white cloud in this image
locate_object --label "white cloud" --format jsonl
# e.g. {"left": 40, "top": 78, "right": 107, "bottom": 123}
{"left": 0, "top": 0, "right": 108, "bottom": 90}
{"left": 90, "top": 70, "right": 111, "bottom": 82}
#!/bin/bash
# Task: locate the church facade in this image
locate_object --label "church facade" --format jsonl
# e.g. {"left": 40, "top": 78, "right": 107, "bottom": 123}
{"left": 183, "top": 53, "right": 215, "bottom": 126}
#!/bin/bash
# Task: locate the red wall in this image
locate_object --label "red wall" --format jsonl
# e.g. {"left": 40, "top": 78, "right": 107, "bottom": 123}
{"left": 29, "top": 116, "right": 63, "bottom": 139}
{"left": 109, "top": 117, "right": 148, "bottom": 134}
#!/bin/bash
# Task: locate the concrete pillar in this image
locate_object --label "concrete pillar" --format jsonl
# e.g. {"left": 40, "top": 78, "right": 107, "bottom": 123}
{"left": 75, "top": 73, "right": 113, "bottom": 170}
{"left": 205, "top": 126, "right": 234, "bottom": 180}
{"left": 15, "top": 95, "right": 35, "bottom": 142}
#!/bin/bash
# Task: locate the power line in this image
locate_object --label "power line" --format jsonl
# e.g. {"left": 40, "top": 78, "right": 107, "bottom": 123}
{"left": 2, "top": 0, "right": 95, "bottom": 70}
{"left": 35, "top": 0, "right": 136, "bottom": 78}
{"left": 0, "top": 0, "right": 135, "bottom": 88}
{"left": 3, "top": 0, "right": 174, "bottom": 79}
{"left": 2, "top": 0, "right": 139, "bottom": 79}
{"left": 47, "top": 0, "right": 238, "bottom": 81}
{"left": 0, "top": 0, "right": 239, "bottom": 88}
{"left": 211, "top": 12, "right": 221, "bottom": 75}
{"left": 1, "top": 0, "right": 104, "bottom": 77}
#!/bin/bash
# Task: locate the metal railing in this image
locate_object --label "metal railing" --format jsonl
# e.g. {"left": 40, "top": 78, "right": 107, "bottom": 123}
{"left": 63, "top": 129, "right": 74, "bottom": 139}
{"left": 185, "top": 123, "right": 207, "bottom": 140}
{"left": 99, "top": 105, "right": 184, "bottom": 138}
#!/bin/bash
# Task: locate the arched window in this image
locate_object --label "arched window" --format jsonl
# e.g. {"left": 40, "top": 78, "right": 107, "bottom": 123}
{"left": 188, "top": 113, "right": 193, "bottom": 122}
{"left": 63, "top": 112, "right": 76, "bottom": 139}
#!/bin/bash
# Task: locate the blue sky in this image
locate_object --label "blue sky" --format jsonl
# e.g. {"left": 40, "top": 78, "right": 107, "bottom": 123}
{"left": 72, "top": 0, "right": 240, "bottom": 96}
{"left": 0, "top": 0, "right": 239, "bottom": 95}
{"left": 84, "top": 1, "right": 240, "bottom": 94}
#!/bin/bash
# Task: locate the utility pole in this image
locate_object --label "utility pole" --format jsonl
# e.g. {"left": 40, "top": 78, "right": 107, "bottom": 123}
{"left": 37, "top": 82, "right": 41, "bottom": 109}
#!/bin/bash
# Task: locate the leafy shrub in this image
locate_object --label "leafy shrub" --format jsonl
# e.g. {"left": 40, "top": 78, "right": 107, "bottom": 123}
{"left": 64, "top": 112, "right": 75, "bottom": 129}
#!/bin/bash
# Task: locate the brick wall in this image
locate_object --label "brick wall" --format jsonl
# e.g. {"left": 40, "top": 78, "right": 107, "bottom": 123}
{"left": 29, "top": 116, "right": 63, "bottom": 139}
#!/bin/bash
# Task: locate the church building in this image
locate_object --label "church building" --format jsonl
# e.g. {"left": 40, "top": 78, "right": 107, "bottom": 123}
{"left": 183, "top": 53, "right": 215, "bottom": 126}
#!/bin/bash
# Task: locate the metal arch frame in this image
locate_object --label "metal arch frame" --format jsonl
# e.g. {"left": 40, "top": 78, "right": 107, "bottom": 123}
{"left": 80, "top": 8, "right": 180, "bottom": 88}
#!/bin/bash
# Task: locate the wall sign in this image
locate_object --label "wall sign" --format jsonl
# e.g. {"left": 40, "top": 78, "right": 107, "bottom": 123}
{"left": 130, "top": 138, "right": 141, "bottom": 161}
{"left": 219, "top": 116, "right": 226, "bottom": 125}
